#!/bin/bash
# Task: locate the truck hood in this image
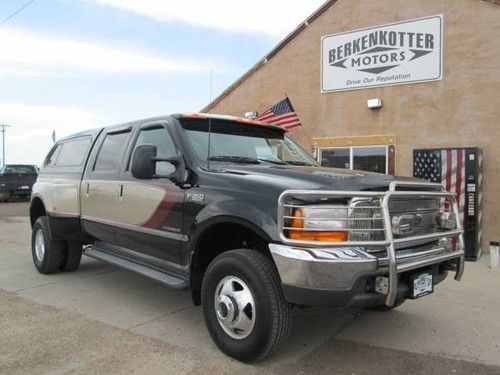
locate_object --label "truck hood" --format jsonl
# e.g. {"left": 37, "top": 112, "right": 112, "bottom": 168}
{"left": 219, "top": 164, "right": 421, "bottom": 191}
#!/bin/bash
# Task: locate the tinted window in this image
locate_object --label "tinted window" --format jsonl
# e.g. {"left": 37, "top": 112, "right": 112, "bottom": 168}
{"left": 135, "top": 127, "right": 176, "bottom": 159}
{"left": 45, "top": 144, "right": 62, "bottom": 167}
{"left": 94, "top": 131, "right": 130, "bottom": 171}
{"left": 56, "top": 137, "right": 91, "bottom": 167}
{"left": 130, "top": 127, "right": 177, "bottom": 174}
{"left": 182, "top": 119, "right": 317, "bottom": 166}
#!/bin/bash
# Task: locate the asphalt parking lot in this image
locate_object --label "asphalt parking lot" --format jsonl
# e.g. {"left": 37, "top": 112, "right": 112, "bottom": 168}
{"left": 1, "top": 202, "right": 500, "bottom": 374}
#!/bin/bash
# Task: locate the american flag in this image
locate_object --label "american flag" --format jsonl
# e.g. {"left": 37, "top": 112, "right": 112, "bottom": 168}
{"left": 414, "top": 149, "right": 466, "bottom": 226}
{"left": 257, "top": 97, "right": 302, "bottom": 129}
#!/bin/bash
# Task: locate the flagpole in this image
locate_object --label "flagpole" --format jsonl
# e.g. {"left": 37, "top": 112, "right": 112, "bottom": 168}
{"left": 0, "top": 124, "right": 12, "bottom": 167}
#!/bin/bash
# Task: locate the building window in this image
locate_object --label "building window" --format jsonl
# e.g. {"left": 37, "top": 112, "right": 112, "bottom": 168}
{"left": 319, "top": 148, "right": 350, "bottom": 169}
{"left": 319, "top": 146, "right": 388, "bottom": 174}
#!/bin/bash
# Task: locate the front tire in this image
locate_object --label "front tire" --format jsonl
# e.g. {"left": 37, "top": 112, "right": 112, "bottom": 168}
{"left": 31, "top": 216, "right": 64, "bottom": 274}
{"left": 201, "top": 249, "right": 291, "bottom": 362}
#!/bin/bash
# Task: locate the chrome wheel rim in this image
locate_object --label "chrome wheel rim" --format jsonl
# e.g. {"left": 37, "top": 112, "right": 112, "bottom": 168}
{"left": 34, "top": 229, "right": 45, "bottom": 262}
{"left": 214, "top": 275, "right": 256, "bottom": 339}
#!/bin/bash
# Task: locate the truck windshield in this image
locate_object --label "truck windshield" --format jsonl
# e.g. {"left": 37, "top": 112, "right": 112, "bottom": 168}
{"left": 181, "top": 119, "right": 318, "bottom": 166}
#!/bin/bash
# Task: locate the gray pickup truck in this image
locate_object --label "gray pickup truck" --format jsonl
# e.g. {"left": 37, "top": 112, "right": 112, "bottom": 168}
{"left": 29, "top": 113, "right": 465, "bottom": 361}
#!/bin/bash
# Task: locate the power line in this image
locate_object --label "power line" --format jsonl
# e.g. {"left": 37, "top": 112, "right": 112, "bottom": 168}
{"left": 0, "top": 0, "right": 35, "bottom": 28}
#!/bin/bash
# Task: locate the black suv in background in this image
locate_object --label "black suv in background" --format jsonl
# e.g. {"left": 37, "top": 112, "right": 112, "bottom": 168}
{"left": 0, "top": 164, "right": 38, "bottom": 201}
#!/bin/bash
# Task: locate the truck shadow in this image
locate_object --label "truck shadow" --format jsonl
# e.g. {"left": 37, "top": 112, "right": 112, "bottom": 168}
{"left": 74, "top": 257, "right": 361, "bottom": 364}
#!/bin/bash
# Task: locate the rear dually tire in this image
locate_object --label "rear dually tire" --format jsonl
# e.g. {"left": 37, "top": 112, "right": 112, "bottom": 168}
{"left": 31, "top": 216, "right": 64, "bottom": 274}
{"left": 60, "top": 242, "right": 83, "bottom": 272}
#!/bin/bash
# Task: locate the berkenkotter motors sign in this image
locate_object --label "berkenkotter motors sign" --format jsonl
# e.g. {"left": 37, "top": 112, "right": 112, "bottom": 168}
{"left": 321, "top": 15, "right": 443, "bottom": 92}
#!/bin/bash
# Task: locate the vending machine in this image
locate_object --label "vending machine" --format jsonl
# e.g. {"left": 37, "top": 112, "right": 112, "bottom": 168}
{"left": 413, "top": 147, "right": 483, "bottom": 260}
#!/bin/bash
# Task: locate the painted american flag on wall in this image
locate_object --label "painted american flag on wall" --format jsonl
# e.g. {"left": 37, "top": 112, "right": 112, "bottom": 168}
{"left": 257, "top": 97, "right": 302, "bottom": 129}
{"left": 413, "top": 149, "right": 466, "bottom": 226}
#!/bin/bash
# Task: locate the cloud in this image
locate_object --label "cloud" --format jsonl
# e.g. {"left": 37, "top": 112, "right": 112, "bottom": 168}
{"left": 0, "top": 103, "right": 102, "bottom": 165}
{"left": 0, "top": 27, "right": 214, "bottom": 77}
{"left": 86, "top": 0, "right": 327, "bottom": 38}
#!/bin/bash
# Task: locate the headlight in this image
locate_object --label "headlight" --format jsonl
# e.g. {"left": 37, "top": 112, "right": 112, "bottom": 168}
{"left": 437, "top": 211, "right": 456, "bottom": 230}
{"left": 287, "top": 205, "right": 348, "bottom": 242}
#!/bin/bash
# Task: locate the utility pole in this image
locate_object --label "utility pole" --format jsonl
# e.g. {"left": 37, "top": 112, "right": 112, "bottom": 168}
{"left": 0, "top": 124, "right": 12, "bottom": 167}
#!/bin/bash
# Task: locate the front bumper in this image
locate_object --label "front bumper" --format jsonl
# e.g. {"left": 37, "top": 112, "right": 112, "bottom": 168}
{"left": 0, "top": 184, "right": 32, "bottom": 197}
{"left": 269, "top": 243, "right": 463, "bottom": 308}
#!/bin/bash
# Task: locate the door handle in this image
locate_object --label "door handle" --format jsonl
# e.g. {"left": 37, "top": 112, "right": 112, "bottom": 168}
{"left": 117, "top": 184, "right": 124, "bottom": 202}
{"left": 85, "top": 182, "right": 90, "bottom": 197}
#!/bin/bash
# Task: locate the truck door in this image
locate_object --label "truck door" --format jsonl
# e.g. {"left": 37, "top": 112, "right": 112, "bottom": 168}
{"left": 113, "top": 122, "right": 184, "bottom": 266}
{"left": 81, "top": 126, "right": 133, "bottom": 244}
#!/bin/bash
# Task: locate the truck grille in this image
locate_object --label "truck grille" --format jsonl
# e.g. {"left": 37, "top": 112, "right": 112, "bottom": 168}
{"left": 389, "top": 198, "right": 439, "bottom": 237}
{"left": 348, "top": 199, "right": 384, "bottom": 242}
{"left": 349, "top": 198, "right": 440, "bottom": 243}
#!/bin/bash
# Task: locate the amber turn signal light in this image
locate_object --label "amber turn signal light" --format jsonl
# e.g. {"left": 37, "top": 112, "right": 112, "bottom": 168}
{"left": 287, "top": 208, "right": 348, "bottom": 242}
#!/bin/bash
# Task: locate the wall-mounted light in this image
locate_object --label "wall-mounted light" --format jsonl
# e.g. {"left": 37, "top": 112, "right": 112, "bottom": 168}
{"left": 367, "top": 98, "right": 383, "bottom": 110}
{"left": 244, "top": 111, "right": 258, "bottom": 119}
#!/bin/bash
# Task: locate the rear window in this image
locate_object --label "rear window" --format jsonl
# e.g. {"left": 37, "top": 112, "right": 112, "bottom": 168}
{"left": 94, "top": 131, "right": 131, "bottom": 171}
{"left": 55, "top": 137, "right": 92, "bottom": 167}
{"left": 0, "top": 165, "right": 37, "bottom": 174}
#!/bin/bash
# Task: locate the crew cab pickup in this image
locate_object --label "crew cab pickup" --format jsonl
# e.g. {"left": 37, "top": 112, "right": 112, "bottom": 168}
{"left": 30, "top": 113, "right": 465, "bottom": 362}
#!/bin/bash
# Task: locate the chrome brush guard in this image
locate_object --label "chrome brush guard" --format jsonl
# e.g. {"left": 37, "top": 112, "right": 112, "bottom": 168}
{"left": 276, "top": 181, "right": 465, "bottom": 306}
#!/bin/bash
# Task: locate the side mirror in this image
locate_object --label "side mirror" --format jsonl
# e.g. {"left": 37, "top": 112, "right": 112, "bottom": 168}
{"left": 165, "top": 154, "right": 187, "bottom": 185}
{"left": 131, "top": 144, "right": 186, "bottom": 185}
{"left": 320, "top": 158, "right": 331, "bottom": 167}
{"left": 131, "top": 144, "right": 156, "bottom": 179}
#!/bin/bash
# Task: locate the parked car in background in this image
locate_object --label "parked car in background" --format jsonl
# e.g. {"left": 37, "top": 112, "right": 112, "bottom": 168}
{"left": 0, "top": 164, "right": 38, "bottom": 201}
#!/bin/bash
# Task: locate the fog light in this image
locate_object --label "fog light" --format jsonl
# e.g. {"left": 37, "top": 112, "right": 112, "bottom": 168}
{"left": 391, "top": 214, "right": 419, "bottom": 236}
{"left": 438, "top": 212, "right": 456, "bottom": 230}
{"left": 439, "top": 237, "right": 452, "bottom": 251}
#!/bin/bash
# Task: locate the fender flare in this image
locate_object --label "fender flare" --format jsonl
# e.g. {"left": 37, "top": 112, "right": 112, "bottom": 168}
{"left": 187, "top": 199, "right": 278, "bottom": 253}
{"left": 29, "top": 194, "right": 47, "bottom": 226}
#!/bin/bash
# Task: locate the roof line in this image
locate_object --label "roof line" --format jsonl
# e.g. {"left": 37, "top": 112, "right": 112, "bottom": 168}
{"left": 201, "top": 0, "right": 339, "bottom": 113}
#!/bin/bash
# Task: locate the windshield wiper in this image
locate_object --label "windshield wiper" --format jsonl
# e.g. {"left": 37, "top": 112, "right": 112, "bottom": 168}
{"left": 283, "top": 160, "right": 315, "bottom": 166}
{"left": 207, "top": 155, "right": 298, "bottom": 166}
{"left": 208, "top": 155, "right": 261, "bottom": 164}
{"left": 257, "top": 158, "right": 287, "bottom": 165}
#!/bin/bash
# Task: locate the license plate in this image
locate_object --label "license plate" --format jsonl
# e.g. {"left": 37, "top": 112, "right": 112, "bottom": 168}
{"left": 410, "top": 272, "right": 433, "bottom": 299}
{"left": 20, "top": 186, "right": 29, "bottom": 189}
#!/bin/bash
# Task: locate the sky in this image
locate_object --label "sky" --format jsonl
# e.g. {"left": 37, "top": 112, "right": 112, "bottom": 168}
{"left": 0, "top": 0, "right": 326, "bottom": 166}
